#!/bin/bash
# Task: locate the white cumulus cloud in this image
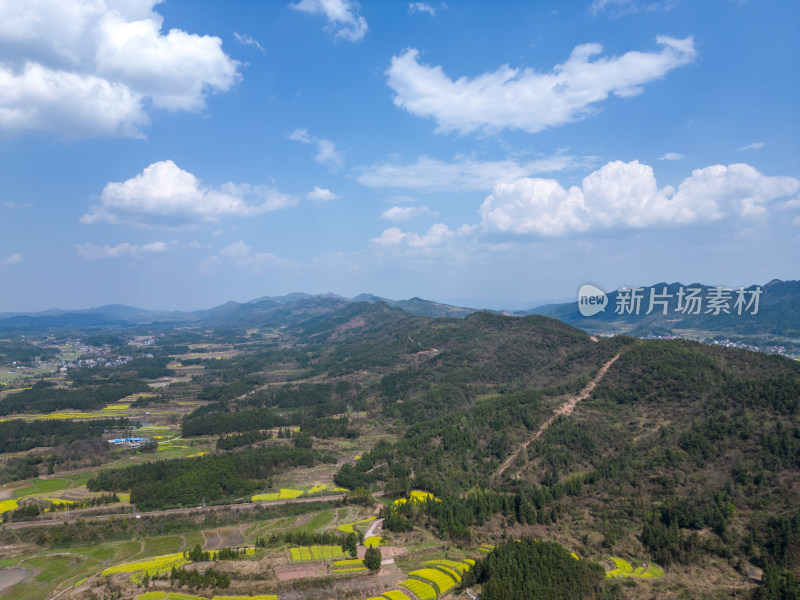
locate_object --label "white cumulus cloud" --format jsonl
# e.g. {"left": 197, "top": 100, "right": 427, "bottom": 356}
{"left": 409, "top": 3, "right": 436, "bottom": 16}
{"left": 290, "top": 0, "right": 368, "bottom": 42}
{"left": 234, "top": 32, "right": 265, "bottom": 53}
{"left": 74, "top": 240, "right": 173, "bottom": 260}
{"left": 380, "top": 205, "right": 433, "bottom": 221}
{"left": 659, "top": 152, "right": 684, "bottom": 161}
{"left": 479, "top": 161, "right": 800, "bottom": 236}
{"left": 0, "top": 0, "right": 239, "bottom": 138}
{"left": 2, "top": 253, "right": 23, "bottom": 265}
{"left": 82, "top": 160, "right": 297, "bottom": 227}
{"left": 386, "top": 36, "right": 696, "bottom": 135}
{"left": 371, "top": 223, "right": 456, "bottom": 248}
{"left": 357, "top": 154, "right": 577, "bottom": 192}
{"left": 201, "top": 241, "right": 296, "bottom": 275}
{"left": 740, "top": 142, "right": 764, "bottom": 151}
{"left": 307, "top": 186, "right": 340, "bottom": 201}
{"left": 289, "top": 128, "right": 345, "bottom": 171}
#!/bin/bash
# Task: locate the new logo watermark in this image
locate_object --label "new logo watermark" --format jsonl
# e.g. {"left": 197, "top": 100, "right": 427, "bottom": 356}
{"left": 577, "top": 284, "right": 762, "bottom": 317}
{"left": 578, "top": 284, "right": 608, "bottom": 317}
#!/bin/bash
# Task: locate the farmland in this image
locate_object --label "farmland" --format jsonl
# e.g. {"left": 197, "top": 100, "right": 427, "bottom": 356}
{"left": 0, "top": 300, "right": 798, "bottom": 599}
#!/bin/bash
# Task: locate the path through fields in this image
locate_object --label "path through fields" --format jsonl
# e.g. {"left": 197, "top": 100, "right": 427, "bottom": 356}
{"left": 495, "top": 353, "right": 621, "bottom": 478}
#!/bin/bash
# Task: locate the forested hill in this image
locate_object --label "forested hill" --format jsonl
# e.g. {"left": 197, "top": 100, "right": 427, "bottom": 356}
{"left": 8, "top": 297, "right": 797, "bottom": 598}
{"left": 529, "top": 279, "right": 800, "bottom": 337}
{"left": 291, "top": 305, "right": 799, "bottom": 592}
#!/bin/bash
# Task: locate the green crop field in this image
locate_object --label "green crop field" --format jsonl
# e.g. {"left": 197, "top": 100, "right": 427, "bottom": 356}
{"left": 382, "top": 592, "right": 413, "bottom": 600}
{"left": 382, "top": 590, "right": 411, "bottom": 600}
{"left": 605, "top": 556, "right": 665, "bottom": 579}
{"left": 409, "top": 568, "right": 456, "bottom": 594}
{"left": 400, "top": 578, "right": 437, "bottom": 600}
{"left": 101, "top": 552, "right": 189, "bottom": 579}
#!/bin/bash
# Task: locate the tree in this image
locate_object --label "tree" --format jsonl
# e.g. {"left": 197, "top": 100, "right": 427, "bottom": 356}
{"left": 364, "top": 547, "right": 382, "bottom": 572}
{"left": 342, "top": 533, "right": 358, "bottom": 557}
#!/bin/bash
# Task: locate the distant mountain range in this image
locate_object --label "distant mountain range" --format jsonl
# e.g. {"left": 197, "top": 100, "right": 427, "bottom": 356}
{"left": 525, "top": 279, "right": 800, "bottom": 338}
{"left": 0, "top": 293, "right": 477, "bottom": 331}
{"left": 0, "top": 280, "right": 797, "bottom": 338}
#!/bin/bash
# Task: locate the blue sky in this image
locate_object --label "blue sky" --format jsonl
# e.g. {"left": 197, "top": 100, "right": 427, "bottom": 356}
{"left": 1, "top": 0, "right": 798, "bottom": 312}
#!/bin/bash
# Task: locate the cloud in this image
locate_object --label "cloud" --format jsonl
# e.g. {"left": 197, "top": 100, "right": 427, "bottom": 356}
{"left": 409, "top": 2, "right": 436, "bottom": 16}
{"left": 357, "top": 154, "right": 577, "bottom": 191}
{"left": 289, "top": 128, "right": 345, "bottom": 170}
{"left": 380, "top": 205, "right": 434, "bottom": 221}
{"left": 659, "top": 152, "right": 684, "bottom": 161}
{"left": 201, "top": 241, "right": 296, "bottom": 274}
{"left": 307, "top": 186, "right": 340, "bottom": 201}
{"left": 290, "top": 0, "right": 368, "bottom": 42}
{"left": 387, "top": 36, "right": 696, "bottom": 135}
{"left": 82, "top": 160, "right": 297, "bottom": 227}
{"left": 479, "top": 161, "right": 800, "bottom": 236}
{"left": 589, "top": 0, "right": 674, "bottom": 17}
{"left": 740, "top": 142, "right": 764, "bottom": 151}
{"left": 0, "top": 0, "right": 239, "bottom": 139}
{"left": 74, "top": 240, "right": 173, "bottom": 260}
{"left": 371, "top": 223, "right": 456, "bottom": 248}
{"left": 2, "top": 202, "right": 33, "bottom": 208}
{"left": 234, "top": 32, "right": 265, "bottom": 53}
{"left": 2, "top": 253, "right": 23, "bottom": 265}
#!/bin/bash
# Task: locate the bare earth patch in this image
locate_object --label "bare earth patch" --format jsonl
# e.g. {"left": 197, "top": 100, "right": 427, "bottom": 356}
{"left": 275, "top": 562, "right": 328, "bottom": 581}
{"left": 0, "top": 568, "right": 30, "bottom": 592}
{"left": 202, "top": 525, "right": 244, "bottom": 550}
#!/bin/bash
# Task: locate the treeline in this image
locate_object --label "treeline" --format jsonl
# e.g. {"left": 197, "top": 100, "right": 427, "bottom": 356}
{"left": 182, "top": 382, "right": 363, "bottom": 437}
{"left": 2, "top": 500, "right": 336, "bottom": 548}
{"left": 0, "top": 340, "right": 58, "bottom": 365}
{"left": 0, "top": 381, "right": 148, "bottom": 414}
{"left": 380, "top": 485, "right": 578, "bottom": 542}
{"left": 255, "top": 530, "right": 347, "bottom": 547}
{"left": 70, "top": 356, "right": 172, "bottom": 384}
{"left": 182, "top": 407, "right": 288, "bottom": 437}
{"left": 463, "top": 538, "right": 606, "bottom": 600}
{"left": 0, "top": 418, "right": 128, "bottom": 453}
{"left": 216, "top": 430, "right": 272, "bottom": 450}
{"left": 168, "top": 566, "right": 229, "bottom": 589}
{"left": 6, "top": 494, "right": 120, "bottom": 521}
{"left": 198, "top": 375, "right": 264, "bottom": 402}
{"left": 87, "top": 446, "right": 323, "bottom": 510}
{"left": 300, "top": 415, "right": 359, "bottom": 439}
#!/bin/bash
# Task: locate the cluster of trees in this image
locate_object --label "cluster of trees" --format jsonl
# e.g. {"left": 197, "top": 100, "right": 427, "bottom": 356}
{"left": 198, "top": 375, "right": 264, "bottom": 402}
{"left": 87, "top": 446, "right": 321, "bottom": 510}
{"left": 168, "top": 566, "right": 229, "bottom": 589}
{"left": 380, "top": 486, "right": 574, "bottom": 541}
{"left": 182, "top": 407, "right": 287, "bottom": 437}
{"left": 0, "top": 454, "right": 42, "bottom": 483}
{"left": 7, "top": 493, "right": 120, "bottom": 521}
{"left": 255, "top": 530, "right": 347, "bottom": 548}
{"left": 0, "top": 340, "right": 58, "bottom": 365}
{"left": 4, "top": 500, "right": 334, "bottom": 548}
{"left": 300, "top": 415, "right": 359, "bottom": 439}
{"left": 70, "top": 356, "right": 172, "bottom": 383}
{"left": 0, "top": 381, "right": 148, "bottom": 414}
{"left": 216, "top": 430, "right": 272, "bottom": 450}
{"left": 0, "top": 418, "right": 128, "bottom": 453}
{"left": 463, "top": 538, "right": 605, "bottom": 600}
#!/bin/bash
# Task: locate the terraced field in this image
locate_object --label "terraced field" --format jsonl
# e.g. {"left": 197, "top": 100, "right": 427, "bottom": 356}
{"left": 289, "top": 545, "right": 345, "bottom": 562}
{"left": 605, "top": 556, "right": 665, "bottom": 579}
{"left": 399, "top": 578, "right": 437, "bottom": 600}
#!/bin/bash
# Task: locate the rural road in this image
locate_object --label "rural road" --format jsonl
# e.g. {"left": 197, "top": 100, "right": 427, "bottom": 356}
{"left": 1, "top": 493, "right": 346, "bottom": 530}
{"left": 495, "top": 352, "right": 621, "bottom": 478}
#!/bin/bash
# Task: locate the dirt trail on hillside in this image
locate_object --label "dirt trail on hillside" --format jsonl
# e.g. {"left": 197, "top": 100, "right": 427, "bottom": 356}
{"left": 495, "top": 353, "right": 621, "bottom": 478}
